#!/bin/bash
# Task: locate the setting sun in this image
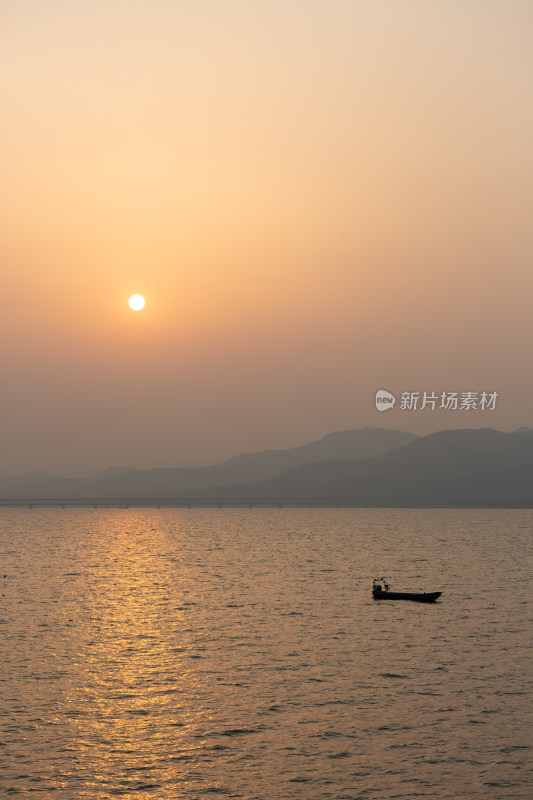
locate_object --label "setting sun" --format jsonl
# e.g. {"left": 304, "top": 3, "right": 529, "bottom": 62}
{"left": 128, "top": 294, "right": 145, "bottom": 311}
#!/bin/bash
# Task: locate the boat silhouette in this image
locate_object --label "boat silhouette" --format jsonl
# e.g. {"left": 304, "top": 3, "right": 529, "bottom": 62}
{"left": 372, "top": 576, "right": 441, "bottom": 603}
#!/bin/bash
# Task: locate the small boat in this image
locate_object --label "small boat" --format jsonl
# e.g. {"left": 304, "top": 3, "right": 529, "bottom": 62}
{"left": 372, "top": 576, "right": 441, "bottom": 603}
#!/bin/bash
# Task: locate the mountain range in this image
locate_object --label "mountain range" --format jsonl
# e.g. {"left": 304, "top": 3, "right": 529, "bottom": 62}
{"left": 1, "top": 427, "right": 532, "bottom": 507}
{"left": 0, "top": 427, "right": 415, "bottom": 499}
{"left": 192, "top": 427, "right": 533, "bottom": 507}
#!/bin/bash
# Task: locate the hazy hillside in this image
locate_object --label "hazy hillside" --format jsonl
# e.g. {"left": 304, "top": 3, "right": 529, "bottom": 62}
{"left": 191, "top": 428, "right": 533, "bottom": 507}
{"left": 0, "top": 427, "right": 416, "bottom": 499}
{"left": 0, "top": 473, "right": 88, "bottom": 499}
{"left": 3, "top": 428, "right": 532, "bottom": 506}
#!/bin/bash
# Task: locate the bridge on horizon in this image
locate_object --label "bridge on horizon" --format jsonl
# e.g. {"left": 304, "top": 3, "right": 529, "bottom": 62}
{"left": 0, "top": 497, "right": 352, "bottom": 509}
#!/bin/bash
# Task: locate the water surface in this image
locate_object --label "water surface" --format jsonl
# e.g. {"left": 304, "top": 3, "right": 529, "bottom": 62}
{"left": 1, "top": 508, "right": 531, "bottom": 798}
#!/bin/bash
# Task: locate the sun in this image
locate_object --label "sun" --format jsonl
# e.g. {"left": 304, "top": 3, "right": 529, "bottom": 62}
{"left": 129, "top": 294, "right": 145, "bottom": 311}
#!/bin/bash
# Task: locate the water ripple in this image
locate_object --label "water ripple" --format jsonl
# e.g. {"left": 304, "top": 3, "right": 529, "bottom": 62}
{"left": 0, "top": 507, "right": 531, "bottom": 799}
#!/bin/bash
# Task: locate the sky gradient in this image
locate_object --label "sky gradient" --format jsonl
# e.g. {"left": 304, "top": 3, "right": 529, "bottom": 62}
{"left": 2, "top": 1, "right": 532, "bottom": 475}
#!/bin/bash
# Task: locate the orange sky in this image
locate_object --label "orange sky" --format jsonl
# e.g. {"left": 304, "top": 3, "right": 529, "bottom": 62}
{"left": 1, "top": 1, "right": 532, "bottom": 475}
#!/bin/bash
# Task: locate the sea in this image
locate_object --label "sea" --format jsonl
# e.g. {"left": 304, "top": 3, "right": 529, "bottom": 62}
{"left": 0, "top": 507, "right": 531, "bottom": 799}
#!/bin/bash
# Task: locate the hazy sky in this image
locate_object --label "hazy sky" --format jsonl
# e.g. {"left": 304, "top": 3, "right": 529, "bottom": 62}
{"left": 2, "top": 0, "right": 532, "bottom": 475}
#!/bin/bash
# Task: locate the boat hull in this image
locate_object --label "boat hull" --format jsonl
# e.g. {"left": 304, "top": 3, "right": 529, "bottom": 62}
{"left": 372, "top": 590, "right": 441, "bottom": 602}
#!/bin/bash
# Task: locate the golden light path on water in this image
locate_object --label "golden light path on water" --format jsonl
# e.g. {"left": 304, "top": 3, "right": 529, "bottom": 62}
{"left": 62, "top": 516, "right": 204, "bottom": 797}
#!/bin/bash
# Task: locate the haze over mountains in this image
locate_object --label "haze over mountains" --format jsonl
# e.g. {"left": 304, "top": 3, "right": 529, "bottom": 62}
{"left": 0, "top": 428, "right": 415, "bottom": 499}
{"left": 1, "top": 427, "right": 532, "bottom": 507}
{"left": 194, "top": 428, "right": 533, "bottom": 507}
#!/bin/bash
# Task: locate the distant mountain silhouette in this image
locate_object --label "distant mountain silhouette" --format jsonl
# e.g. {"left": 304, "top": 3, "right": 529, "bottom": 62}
{"left": 192, "top": 428, "right": 533, "bottom": 507}
{"left": 85, "top": 466, "right": 141, "bottom": 482}
{"left": 0, "top": 427, "right": 416, "bottom": 499}
{"left": 3, "top": 428, "right": 532, "bottom": 506}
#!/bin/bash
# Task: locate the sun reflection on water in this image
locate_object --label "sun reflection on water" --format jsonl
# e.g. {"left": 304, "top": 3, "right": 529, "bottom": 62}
{"left": 61, "top": 513, "right": 209, "bottom": 795}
